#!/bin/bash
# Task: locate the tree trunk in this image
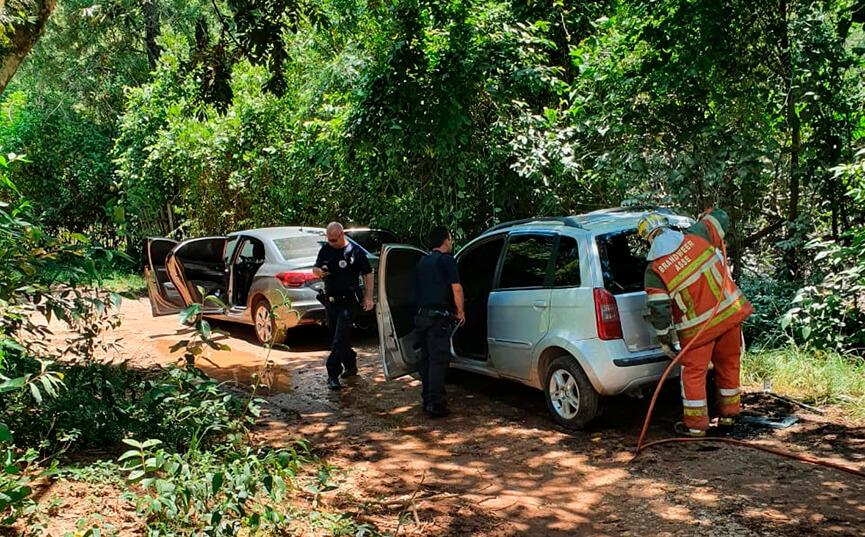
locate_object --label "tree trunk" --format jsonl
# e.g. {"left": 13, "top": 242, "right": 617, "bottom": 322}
{"left": 0, "top": 0, "right": 58, "bottom": 96}
{"left": 143, "top": 0, "right": 161, "bottom": 71}
{"left": 780, "top": 0, "right": 800, "bottom": 224}
{"left": 779, "top": 0, "right": 802, "bottom": 278}
{"left": 726, "top": 185, "right": 743, "bottom": 282}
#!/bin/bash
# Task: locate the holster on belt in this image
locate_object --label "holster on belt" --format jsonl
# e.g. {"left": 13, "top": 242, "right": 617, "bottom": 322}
{"left": 418, "top": 307, "right": 452, "bottom": 319}
{"left": 315, "top": 291, "right": 328, "bottom": 307}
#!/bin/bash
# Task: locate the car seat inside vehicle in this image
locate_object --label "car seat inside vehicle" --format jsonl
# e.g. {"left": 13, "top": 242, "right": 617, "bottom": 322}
{"left": 174, "top": 238, "right": 229, "bottom": 304}
{"left": 232, "top": 239, "right": 266, "bottom": 307}
{"left": 453, "top": 237, "right": 505, "bottom": 359}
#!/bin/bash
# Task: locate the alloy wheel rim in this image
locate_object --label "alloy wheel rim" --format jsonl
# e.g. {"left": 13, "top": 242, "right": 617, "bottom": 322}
{"left": 255, "top": 305, "right": 272, "bottom": 343}
{"left": 548, "top": 369, "right": 580, "bottom": 419}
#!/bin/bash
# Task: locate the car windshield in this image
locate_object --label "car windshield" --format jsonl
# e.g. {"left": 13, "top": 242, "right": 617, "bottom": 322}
{"left": 273, "top": 235, "right": 326, "bottom": 261}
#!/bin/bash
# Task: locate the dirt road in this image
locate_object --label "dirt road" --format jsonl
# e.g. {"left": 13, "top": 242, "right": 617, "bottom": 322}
{"left": 86, "top": 299, "right": 865, "bottom": 535}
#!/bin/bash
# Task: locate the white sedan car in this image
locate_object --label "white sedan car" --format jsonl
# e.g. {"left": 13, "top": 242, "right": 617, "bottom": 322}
{"left": 145, "top": 227, "right": 397, "bottom": 345}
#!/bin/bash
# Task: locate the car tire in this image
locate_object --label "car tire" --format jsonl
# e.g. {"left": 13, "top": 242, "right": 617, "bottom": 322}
{"left": 252, "top": 297, "right": 286, "bottom": 346}
{"left": 544, "top": 355, "right": 600, "bottom": 430}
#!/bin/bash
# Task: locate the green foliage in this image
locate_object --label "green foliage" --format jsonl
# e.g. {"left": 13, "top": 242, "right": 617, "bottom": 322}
{"left": 120, "top": 438, "right": 309, "bottom": 535}
{"left": 112, "top": 433, "right": 382, "bottom": 536}
{"left": 138, "top": 365, "right": 252, "bottom": 452}
{"left": 0, "top": 443, "right": 38, "bottom": 525}
{"left": 739, "top": 275, "right": 800, "bottom": 348}
{"left": 11, "top": 0, "right": 865, "bottom": 266}
{"left": 4, "top": 0, "right": 865, "bottom": 353}
{"left": 0, "top": 90, "right": 117, "bottom": 240}
{"left": 2, "top": 362, "right": 248, "bottom": 456}
{"left": 783, "top": 149, "right": 865, "bottom": 353}
{"left": 0, "top": 143, "right": 376, "bottom": 534}
{"left": 0, "top": 159, "right": 131, "bottom": 525}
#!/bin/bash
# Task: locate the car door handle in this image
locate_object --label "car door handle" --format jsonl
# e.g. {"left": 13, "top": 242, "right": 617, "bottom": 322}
{"left": 532, "top": 300, "right": 548, "bottom": 310}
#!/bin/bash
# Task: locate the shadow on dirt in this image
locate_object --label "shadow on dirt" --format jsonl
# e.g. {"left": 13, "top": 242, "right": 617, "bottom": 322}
{"left": 206, "top": 320, "right": 333, "bottom": 352}
{"left": 252, "top": 342, "right": 865, "bottom": 537}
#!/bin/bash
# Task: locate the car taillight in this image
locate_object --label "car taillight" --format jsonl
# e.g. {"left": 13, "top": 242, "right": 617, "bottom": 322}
{"left": 593, "top": 288, "right": 623, "bottom": 340}
{"left": 276, "top": 270, "right": 318, "bottom": 288}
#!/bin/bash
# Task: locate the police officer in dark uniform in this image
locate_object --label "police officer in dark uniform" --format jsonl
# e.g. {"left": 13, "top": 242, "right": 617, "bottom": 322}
{"left": 414, "top": 226, "right": 465, "bottom": 417}
{"left": 313, "top": 222, "right": 374, "bottom": 390}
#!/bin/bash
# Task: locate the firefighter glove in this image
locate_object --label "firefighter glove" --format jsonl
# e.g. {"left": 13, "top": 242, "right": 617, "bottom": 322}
{"left": 660, "top": 342, "right": 677, "bottom": 360}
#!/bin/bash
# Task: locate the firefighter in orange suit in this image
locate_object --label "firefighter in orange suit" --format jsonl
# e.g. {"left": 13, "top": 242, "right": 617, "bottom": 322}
{"left": 638, "top": 209, "right": 753, "bottom": 437}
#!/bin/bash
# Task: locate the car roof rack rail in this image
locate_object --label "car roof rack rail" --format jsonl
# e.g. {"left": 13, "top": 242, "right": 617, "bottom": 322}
{"left": 589, "top": 205, "right": 678, "bottom": 215}
{"left": 484, "top": 216, "right": 585, "bottom": 234}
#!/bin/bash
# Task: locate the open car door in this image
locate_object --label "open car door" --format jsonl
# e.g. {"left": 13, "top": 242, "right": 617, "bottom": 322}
{"left": 145, "top": 238, "right": 184, "bottom": 316}
{"left": 377, "top": 244, "right": 427, "bottom": 380}
{"left": 166, "top": 237, "right": 229, "bottom": 314}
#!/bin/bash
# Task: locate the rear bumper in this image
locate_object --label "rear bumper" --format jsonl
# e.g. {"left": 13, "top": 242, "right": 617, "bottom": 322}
{"left": 272, "top": 297, "right": 325, "bottom": 329}
{"left": 612, "top": 353, "right": 670, "bottom": 367}
{"left": 572, "top": 340, "right": 679, "bottom": 396}
{"left": 296, "top": 304, "right": 327, "bottom": 325}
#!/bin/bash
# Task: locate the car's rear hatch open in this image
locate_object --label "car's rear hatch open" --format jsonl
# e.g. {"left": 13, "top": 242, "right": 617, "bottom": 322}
{"left": 595, "top": 230, "right": 660, "bottom": 352}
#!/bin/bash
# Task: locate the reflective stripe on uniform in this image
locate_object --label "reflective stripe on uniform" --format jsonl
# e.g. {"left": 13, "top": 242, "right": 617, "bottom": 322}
{"left": 718, "top": 387, "right": 741, "bottom": 406}
{"left": 678, "top": 297, "right": 746, "bottom": 340}
{"left": 719, "top": 394, "right": 741, "bottom": 406}
{"left": 683, "top": 398, "right": 707, "bottom": 407}
{"left": 669, "top": 253, "right": 723, "bottom": 296}
{"left": 674, "top": 292, "right": 687, "bottom": 316}
{"left": 674, "top": 288, "right": 744, "bottom": 332}
{"left": 704, "top": 214, "right": 725, "bottom": 240}
{"left": 684, "top": 407, "right": 709, "bottom": 417}
{"left": 705, "top": 267, "right": 723, "bottom": 299}
{"left": 680, "top": 288, "right": 697, "bottom": 317}
{"left": 667, "top": 248, "right": 717, "bottom": 290}
{"left": 647, "top": 292, "right": 671, "bottom": 303}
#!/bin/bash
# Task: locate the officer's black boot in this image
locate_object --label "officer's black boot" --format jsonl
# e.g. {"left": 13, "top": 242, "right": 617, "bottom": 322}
{"left": 327, "top": 377, "right": 343, "bottom": 390}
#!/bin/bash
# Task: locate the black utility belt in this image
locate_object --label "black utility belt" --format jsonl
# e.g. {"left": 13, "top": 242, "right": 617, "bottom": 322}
{"left": 317, "top": 291, "right": 358, "bottom": 305}
{"left": 326, "top": 294, "right": 358, "bottom": 303}
{"left": 417, "top": 307, "right": 453, "bottom": 319}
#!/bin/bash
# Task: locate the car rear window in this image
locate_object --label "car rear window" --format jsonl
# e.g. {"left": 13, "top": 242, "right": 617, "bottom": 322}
{"left": 273, "top": 235, "right": 325, "bottom": 261}
{"left": 595, "top": 230, "right": 649, "bottom": 294}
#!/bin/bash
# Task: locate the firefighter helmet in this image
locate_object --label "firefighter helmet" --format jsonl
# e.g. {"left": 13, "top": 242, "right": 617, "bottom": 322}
{"left": 637, "top": 213, "right": 670, "bottom": 240}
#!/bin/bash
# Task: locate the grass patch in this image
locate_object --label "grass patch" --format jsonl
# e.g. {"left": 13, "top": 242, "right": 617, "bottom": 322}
{"left": 96, "top": 270, "right": 146, "bottom": 295}
{"left": 742, "top": 346, "right": 865, "bottom": 419}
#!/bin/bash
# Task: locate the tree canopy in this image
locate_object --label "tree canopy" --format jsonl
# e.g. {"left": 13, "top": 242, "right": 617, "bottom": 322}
{"left": 1, "top": 0, "right": 864, "bottom": 349}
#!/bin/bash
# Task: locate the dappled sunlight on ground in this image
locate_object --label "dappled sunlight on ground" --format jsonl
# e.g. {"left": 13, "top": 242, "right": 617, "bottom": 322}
{"left": 35, "top": 298, "right": 865, "bottom": 536}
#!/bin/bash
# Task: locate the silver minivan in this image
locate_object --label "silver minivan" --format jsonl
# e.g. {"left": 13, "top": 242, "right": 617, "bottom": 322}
{"left": 376, "top": 208, "right": 692, "bottom": 430}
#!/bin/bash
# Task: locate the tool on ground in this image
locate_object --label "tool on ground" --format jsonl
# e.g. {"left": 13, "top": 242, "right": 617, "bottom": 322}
{"left": 633, "top": 223, "right": 864, "bottom": 480}
{"left": 762, "top": 378, "right": 826, "bottom": 414}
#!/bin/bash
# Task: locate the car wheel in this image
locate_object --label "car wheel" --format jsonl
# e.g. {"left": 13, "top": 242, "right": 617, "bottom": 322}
{"left": 544, "top": 355, "right": 600, "bottom": 430}
{"left": 253, "top": 298, "right": 285, "bottom": 346}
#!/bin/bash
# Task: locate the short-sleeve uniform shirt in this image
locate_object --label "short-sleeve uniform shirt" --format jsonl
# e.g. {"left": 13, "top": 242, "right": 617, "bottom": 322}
{"left": 314, "top": 240, "right": 372, "bottom": 296}
{"left": 414, "top": 251, "right": 460, "bottom": 311}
